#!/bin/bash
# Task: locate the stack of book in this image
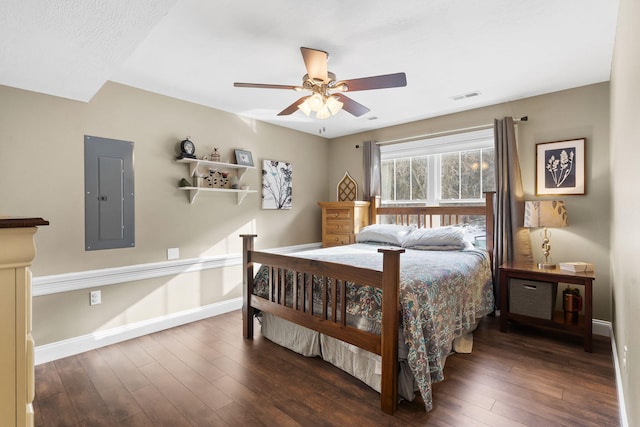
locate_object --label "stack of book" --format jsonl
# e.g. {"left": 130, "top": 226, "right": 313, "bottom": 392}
{"left": 559, "top": 262, "right": 594, "bottom": 272}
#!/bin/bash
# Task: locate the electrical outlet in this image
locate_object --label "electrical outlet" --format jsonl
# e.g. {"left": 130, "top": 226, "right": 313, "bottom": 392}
{"left": 90, "top": 290, "right": 101, "bottom": 306}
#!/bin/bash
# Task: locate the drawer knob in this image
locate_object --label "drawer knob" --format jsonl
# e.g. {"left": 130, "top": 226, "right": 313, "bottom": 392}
{"left": 334, "top": 213, "right": 339, "bottom": 217}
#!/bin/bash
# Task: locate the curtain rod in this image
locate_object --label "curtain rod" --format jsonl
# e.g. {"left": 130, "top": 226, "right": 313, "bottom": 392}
{"left": 374, "top": 116, "right": 528, "bottom": 146}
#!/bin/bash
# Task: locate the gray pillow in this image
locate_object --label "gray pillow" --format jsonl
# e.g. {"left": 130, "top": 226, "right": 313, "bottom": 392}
{"left": 402, "top": 226, "right": 466, "bottom": 250}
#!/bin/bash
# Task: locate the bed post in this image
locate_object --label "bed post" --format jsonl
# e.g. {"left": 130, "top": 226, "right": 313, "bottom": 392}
{"left": 378, "top": 247, "right": 404, "bottom": 414}
{"left": 241, "top": 234, "right": 257, "bottom": 339}
{"left": 370, "top": 196, "right": 380, "bottom": 224}
{"left": 484, "top": 191, "right": 495, "bottom": 262}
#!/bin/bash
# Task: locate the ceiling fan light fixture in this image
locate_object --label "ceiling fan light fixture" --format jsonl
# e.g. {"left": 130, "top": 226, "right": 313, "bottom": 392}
{"left": 308, "top": 93, "right": 324, "bottom": 111}
{"left": 297, "top": 99, "right": 312, "bottom": 116}
{"left": 235, "top": 47, "right": 406, "bottom": 120}
{"left": 316, "top": 105, "right": 331, "bottom": 119}
{"left": 326, "top": 95, "right": 343, "bottom": 115}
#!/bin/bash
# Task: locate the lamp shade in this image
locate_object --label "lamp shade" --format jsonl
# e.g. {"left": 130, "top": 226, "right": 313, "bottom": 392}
{"left": 308, "top": 93, "right": 324, "bottom": 112}
{"left": 297, "top": 99, "right": 312, "bottom": 116}
{"left": 326, "top": 95, "right": 344, "bottom": 115}
{"left": 524, "top": 200, "right": 568, "bottom": 228}
{"left": 316, "top": 105, "right": 331, "bottom": 119}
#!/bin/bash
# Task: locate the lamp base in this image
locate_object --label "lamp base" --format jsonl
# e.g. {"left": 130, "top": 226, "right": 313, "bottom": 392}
{"left": 537, "top": 262, "right": 556, "bottom": 269}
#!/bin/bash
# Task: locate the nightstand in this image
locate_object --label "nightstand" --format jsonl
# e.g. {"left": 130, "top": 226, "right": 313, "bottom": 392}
{"left": 318, "top": 201, "right": 370, "bottom": 247}
{"left": 499, "top": 263, "right": 595, "bottom": 352}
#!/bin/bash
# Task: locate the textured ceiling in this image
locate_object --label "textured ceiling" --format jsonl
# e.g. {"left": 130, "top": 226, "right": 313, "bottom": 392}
{"left": 0, "top": 0, "right": 619, "bottom": 138}
{"left": 0, "top": 0, "right": 177, "bottom": 101}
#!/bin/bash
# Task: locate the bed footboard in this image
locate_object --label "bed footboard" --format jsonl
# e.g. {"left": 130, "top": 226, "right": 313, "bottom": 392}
{"left": 240, "top": 234, "right": 404, "bottom": 414}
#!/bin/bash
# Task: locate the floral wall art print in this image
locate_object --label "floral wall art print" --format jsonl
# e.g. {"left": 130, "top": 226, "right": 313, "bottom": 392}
{"left": 262, "top": 160, "right": 292, "bottom": 209}
{"left": 536, "top": 138, "right": 586, "bottom": 195}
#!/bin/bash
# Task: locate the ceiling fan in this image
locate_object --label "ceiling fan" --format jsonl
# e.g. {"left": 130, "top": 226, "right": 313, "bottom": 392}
{"left": 234, "top": 47, "right": 407, "bottom": 119}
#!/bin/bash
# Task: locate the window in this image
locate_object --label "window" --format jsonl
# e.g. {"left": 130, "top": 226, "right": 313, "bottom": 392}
{"left": 381, "top": 128, "right": 495, "bottom": 205}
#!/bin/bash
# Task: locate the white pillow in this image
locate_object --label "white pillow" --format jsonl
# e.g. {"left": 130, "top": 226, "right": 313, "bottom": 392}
{"left": 402, "top": 226, "right": 466, "bottom": 250}
{"left": 453, "top": 224, "right": 484, "bottom": 243}
{"left": 356, "top": 224, "right": 415, "bottom": 246}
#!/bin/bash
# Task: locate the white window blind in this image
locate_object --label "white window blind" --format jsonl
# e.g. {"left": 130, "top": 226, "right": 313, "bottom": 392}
{"left": 380, "top": 128, "right": 494, "bottom": 159}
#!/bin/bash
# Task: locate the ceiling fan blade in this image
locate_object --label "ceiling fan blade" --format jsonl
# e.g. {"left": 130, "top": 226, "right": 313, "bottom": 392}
{"left": 277, "top": 97, "right": 309, "bottom": 116}
{"left": 234, "top": 82, "right": 299, "bottom": 90}
{"left": 337, "top": 72, "right": 407, "bottom": 92}
{"left": 335, "top": 94, "right": 370, "bottom": 117}
{"left": 300, "top": 47, "right": 329, "bottom": 83}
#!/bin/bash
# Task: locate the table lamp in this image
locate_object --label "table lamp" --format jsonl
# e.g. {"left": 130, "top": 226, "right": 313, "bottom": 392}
{"left": 524, "top": 200, "right": 568, "bottom": 269}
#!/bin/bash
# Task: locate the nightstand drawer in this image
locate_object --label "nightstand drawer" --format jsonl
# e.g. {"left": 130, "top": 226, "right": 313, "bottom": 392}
{"left": 325, "top": 209, "right": 351, "bottom": 220}
{"left": 324, "top": 233, "right": 351, "bottom": 246}
{"left": 509, "top": 278, "right": 557, "bottom": 320}
{"left": 325, "top": 220, "right": 352, "bottom": 233}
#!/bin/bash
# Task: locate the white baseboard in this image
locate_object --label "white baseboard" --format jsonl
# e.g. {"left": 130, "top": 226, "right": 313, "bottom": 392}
{"left": 589, "top": 319, "right": 628, "bottom": 427}
{"left": 34, "top": 297, "right": 243, "bottom": 365}
{"left": 592, "top": 318, "right": 611, "bottom": 337}
{"left": 609, "top": 324, "right": 629, "bottom": 427}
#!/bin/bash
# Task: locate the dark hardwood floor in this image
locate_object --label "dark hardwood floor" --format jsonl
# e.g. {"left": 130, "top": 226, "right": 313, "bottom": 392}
{"left": 33, "top": 311, "right": 619, "bottom": 426}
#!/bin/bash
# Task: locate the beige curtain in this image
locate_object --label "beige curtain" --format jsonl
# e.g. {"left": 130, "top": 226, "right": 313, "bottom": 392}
{"left": 362, "top": 141, "right": 381, "bottom": 200}
{"left": 494, "top": 117, "right": 533, "bottom": 305}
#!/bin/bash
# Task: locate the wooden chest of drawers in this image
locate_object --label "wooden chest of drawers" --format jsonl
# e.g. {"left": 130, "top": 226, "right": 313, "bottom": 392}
{"left": 318, "top": 201, "right": 370, "bottom": 247}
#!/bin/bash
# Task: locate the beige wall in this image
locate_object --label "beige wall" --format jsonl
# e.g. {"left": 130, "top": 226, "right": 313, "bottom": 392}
{"left": 610, "top": 0, "right": 640, "bottom": 424}
{"left": 328, "top": 83, "right": 612, "bottom": 322}
{"left": 0, "top": 82, "right": 329, "bottom": 345}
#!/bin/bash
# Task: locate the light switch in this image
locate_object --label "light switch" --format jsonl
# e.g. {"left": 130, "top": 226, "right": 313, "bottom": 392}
{"left": 167, "top": 248, "right": 179, "bottom": 260}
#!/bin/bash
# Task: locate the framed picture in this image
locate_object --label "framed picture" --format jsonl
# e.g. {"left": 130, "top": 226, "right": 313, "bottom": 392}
{"left": 536, "top": 138, "right": 586, "bottom": 195}
{"left": 234, "top": 149, "right": 254, "bottom": 167}
{"left": 262, "top": 160, "right": 292, "bottom": 209}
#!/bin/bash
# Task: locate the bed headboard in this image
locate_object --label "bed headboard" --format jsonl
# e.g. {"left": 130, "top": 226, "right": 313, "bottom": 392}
{"left": 370, "top": 191, "right": 495, "bottom": 258}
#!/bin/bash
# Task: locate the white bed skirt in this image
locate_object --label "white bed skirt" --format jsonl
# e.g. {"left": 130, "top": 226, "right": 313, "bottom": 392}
{"left": 259, "top": 312, "right": 423, "bottom": 401}
{"left": 259, "top": 311, "right": 481, "bottom": 403}
{"left": 260, "top": 311, "right": 321, "bottom": 357}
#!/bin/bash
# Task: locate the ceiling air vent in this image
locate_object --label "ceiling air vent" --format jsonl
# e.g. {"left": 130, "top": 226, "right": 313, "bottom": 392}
{"left": 452, "top": 91, "right": 481, "bottom": 101}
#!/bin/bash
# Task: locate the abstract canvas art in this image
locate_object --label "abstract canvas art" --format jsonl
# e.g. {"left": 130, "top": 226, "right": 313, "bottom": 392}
{"left": 262, "top": 160, "right": 292, "bottom": 209}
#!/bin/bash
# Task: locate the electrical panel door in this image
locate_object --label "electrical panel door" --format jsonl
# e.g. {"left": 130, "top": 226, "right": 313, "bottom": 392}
{"left": 84, "top": 135, "right": 135, "bottom": 250}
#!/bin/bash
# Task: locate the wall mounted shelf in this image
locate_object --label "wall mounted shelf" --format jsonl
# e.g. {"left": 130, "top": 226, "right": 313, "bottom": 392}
{"left": 178, "top": 186, "right": 256, "bottom": 204}
{"left": 177, "top": 158, "right": 254, "bottom": 179}
{"left": 176, "top": 158, "right": 256, "bottom": 204}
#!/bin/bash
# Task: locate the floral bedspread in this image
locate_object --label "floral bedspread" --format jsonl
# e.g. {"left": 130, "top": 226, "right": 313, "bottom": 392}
{"left": 252, "top": 243, "right": 494, "bottom": 411}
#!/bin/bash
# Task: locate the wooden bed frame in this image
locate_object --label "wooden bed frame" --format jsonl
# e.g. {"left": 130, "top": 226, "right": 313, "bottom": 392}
{"left": 241, "top": 192, "right": 494, "bottom": 414}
